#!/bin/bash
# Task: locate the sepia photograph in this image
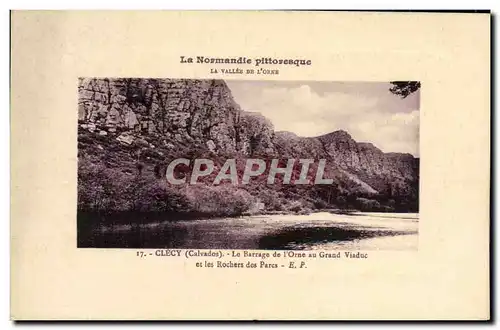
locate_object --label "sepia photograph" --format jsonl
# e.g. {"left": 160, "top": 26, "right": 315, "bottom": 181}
{"left": 77, "top": 79, "right": 420, "bottom": 250}
{"left": 11, "top": 10, "right": 490, "bottom": 321}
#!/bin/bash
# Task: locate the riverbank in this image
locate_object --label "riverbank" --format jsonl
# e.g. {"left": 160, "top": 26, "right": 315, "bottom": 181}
{"left": 77, "top": 206, "right": 400, "bottom": 229}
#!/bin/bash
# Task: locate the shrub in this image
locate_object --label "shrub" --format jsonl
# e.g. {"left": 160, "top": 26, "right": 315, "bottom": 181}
{"left": 354, "top": 197, "right": 382, "bottom": 212}
{"left": 336, "top": 196, "right": 347, "bottom": 208}
{"left": 257, "top": 189, "right": 283, "bottom": 211}
{"left": 78, "top": 158, "right": 190, "bottom": 213}
{"left": 134, "top": 181, "right": 190, "bottom": 213}
{"left": 313, "top": 199, "right": 328, "bottom": 210}
{"left": 286, "top": 200, "right": 304, "bottom": 213}
{"left": 184, "top": 185, "right": 256, "bottom": 217}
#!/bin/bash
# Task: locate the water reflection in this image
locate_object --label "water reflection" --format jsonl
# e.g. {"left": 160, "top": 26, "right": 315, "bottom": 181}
{"left": 78, "top": 212, "right": 418, "bottom": 250}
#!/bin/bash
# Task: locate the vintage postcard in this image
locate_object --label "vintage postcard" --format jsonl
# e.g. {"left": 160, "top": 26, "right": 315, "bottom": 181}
{"left": 10, "top": 11, "right": 490, "bottom": 320}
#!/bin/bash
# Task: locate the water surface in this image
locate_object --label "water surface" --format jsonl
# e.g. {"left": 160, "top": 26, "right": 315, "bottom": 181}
{"left": 79, "top": 212, "right": 418, "bottom": 250}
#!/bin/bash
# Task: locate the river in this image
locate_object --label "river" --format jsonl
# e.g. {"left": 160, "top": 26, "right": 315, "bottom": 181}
{"left": 80, "top": 212, "right": 418, "bottom": 250}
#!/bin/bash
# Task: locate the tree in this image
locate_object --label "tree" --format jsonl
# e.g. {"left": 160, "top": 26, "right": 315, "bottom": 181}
{"left": 389, "top": 81, "right": 421, "bottom": 98}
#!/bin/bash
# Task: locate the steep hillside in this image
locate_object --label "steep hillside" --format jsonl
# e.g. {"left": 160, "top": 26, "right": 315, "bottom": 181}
{"left": 77, "top": 78, "right": 419, "bottom": 215}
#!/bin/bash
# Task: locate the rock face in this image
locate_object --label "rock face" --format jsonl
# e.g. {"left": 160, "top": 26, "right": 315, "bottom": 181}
{"left": 78, "top": 78, "right": 419, "bottom": 210}
{"left": 79, "top": 78, "right": 243, "bottom": 153}
{"left": 236, "top": 111, "right": 275, "bottom": 156}
{"left": 273, "top": 129, "right": 419, "bottom": 199}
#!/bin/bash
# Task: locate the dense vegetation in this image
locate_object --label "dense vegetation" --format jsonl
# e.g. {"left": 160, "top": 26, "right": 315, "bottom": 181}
{"left": 78, "top": 126, "right": 418, "bottom": 223}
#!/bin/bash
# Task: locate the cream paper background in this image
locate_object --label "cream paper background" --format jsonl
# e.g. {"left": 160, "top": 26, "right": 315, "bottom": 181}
{"left": 10, "top": 11, "right": 490, "bottom": 320}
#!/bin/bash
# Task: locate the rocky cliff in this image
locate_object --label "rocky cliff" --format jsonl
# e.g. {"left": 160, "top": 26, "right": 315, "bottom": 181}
{"left": 78, "top": 78, "right": 419, "bottom": 212}
{"left": 274, "top": 129, "right": 419, "bottom": 198}
{"left": 78, "top": 78, "right": 278, "bottom": 155}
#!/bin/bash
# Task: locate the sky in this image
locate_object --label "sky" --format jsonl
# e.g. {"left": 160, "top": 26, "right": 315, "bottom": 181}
{"left": 226, "top": 81, "right": 420, "bottom": 157}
